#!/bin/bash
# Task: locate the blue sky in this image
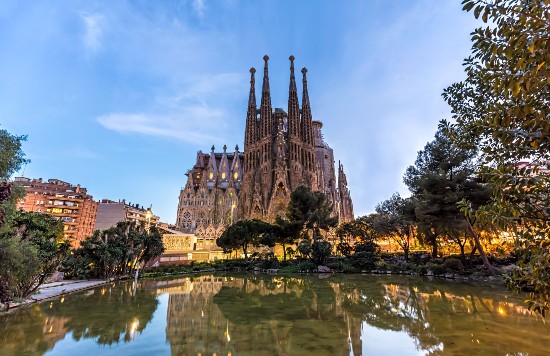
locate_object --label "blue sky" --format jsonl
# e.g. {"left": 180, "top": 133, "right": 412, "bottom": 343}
{"left": 1, "top": 0, "right": 479, "bottom": 223}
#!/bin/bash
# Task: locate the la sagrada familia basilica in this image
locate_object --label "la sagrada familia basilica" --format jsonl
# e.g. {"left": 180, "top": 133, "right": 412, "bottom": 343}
{"left": 176, "top": 56, "right": 354, "bottom": 240}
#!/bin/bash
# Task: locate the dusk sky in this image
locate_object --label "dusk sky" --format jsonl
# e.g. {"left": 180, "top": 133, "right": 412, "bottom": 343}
{"left": 1, "top": 0, "right": 479, "bottom": 224}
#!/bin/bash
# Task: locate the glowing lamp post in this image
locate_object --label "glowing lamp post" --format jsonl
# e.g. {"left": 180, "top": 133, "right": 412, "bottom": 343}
{"left": 145, "top": 208, "right": 152, "bottom": 232}
{"left": 230, "top": 202, "right": 236, "bottom": 225}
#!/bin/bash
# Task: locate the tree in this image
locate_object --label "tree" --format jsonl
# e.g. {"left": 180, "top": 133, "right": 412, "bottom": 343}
{"left": 443, "top": 0, "right": 549, "bottom": 314}
{"left": 0, "top": 129, "right": 29, "bottom": 229}
{"left": 65, "top": 221, "right": 164, "bottom": 280}
{"left": 286, "top": 186, "right": 338, "bottom": 240}
{"left": 216, "top": 219, "right": 273, "bottom": 260}
{"left": 336, "top": 215, "right": 380, "bottom": 256}
{"left": 374, "top": 194, "right": 417, "bottom": 261}
{"left": 0, "top": 211, "right": 69, "bottom": 303}
{"left": 272, "top": 216, "right": 301, "bottom": 261}
{"left": 404, "top": 124, "right": 493, "bottom": 269}
{"left": 0, "top": 129, "right": 29, "bottom": 180}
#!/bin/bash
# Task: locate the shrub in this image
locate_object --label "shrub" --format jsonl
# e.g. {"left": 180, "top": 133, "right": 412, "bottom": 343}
{"left": 348, "top": 251, "right": 380, "bottom": 271}
{"left": 312, "top": 239, "right": 332, "bottom": 265}
{"left": 443, "top": 258, "right": 464, "bottom": 273}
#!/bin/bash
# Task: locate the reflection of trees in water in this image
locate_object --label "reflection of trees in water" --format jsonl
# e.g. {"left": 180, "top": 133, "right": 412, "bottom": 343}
{"left": 334, "top": 275, "right": 550, "bottom": 355}
{"left": 41, "top": 281, "right": 159, "bottom": 345}
{"left": 209, "top": 275, "right": 550, "bottom": 356}
{"left": 212, "top": 275, "right": 356, "bottom": 356}
{"left": 2, "top": 275, "right": 549, "bottom": 355}
{"left": 0, "top": 281, "right": 159, "bottom": 354}
{"left": 0, "top": 305, "right": 58, "bottom": 355}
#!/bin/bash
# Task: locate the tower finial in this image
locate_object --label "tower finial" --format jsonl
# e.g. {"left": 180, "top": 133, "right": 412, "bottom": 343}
{"left": 211, "top": 145, "right": 215, "bottom": 152}
{"left": 248, "top": 68, "right": 256, "bottom": 107}
{"left": 245, "top": 67, "right": 257, "bottom": 148}
{"left": 223, "top": 144, "right": 227, "bottom": 152}
{"left": 301, "top": 67, "right": 313, "bottom": 145}
{"left": 288, "top": 54, "right": 299, "bottom": 137}
{"left": 259, "top": 54, "right": 272, "bottom": 138}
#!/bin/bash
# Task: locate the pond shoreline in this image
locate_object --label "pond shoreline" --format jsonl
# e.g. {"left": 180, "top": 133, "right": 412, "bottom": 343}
{"left": 2, "top": 279, "right": 110, "bottom": 313}
{"left": 1, "top": 268, "right": 507, "bottom": 313}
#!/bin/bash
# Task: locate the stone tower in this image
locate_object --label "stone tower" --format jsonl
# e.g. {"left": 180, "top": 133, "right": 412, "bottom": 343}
{"left": 176, "top": 56, "right": 354, "bottom": 239}
{"left": 240, "top": 55, "right": 319, "bottom": 221}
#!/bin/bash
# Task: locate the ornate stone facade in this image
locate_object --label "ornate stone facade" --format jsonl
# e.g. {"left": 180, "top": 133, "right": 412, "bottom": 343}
{"left": 176, "top": 56, "right": 354, "bottom": 239}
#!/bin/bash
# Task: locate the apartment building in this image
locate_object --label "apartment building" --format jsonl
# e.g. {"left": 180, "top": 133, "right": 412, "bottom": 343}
{"left": 14, "top": 177, "right": 98, "bottom": 247}
{"left": 95, "top": 199, "right": 159, "bottom": 231}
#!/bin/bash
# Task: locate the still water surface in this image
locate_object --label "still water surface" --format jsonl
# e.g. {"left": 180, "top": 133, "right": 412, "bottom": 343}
{"left": 1, "top": 274, "right": 549, "bottom": 355}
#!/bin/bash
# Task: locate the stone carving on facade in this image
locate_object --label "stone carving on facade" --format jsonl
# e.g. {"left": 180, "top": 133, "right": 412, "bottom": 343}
{"left": 163, "top": 235, "right": 195, "bottom": 252}
{"left": 175, "top": 56, "right": 355, "bottom": 239}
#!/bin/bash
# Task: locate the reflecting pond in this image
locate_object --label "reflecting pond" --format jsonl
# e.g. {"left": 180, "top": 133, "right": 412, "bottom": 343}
{"left": 1, "top": 274, "right": 549, "bottom": 355}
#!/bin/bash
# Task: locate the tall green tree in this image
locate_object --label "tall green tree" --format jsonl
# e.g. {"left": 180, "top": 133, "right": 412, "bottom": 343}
{"left": 65, "top": 221, "right": 164, "bottom": 279}
{"left": 286, "top": 186, "right": 338, "bottom": 239}
{"left": 335, "top": 215, "right": 380, "bottom": 256}
{"left": 0, "top": 128, "right": 29, "bottom": 229}
{"left": 272, "top": 216, "right": 301, "bottom": 261}
{"left": 0, "top": 211, "right": 68, "bottom": 303}
{"left": 404, "top": 124, "right": 493, "bottom": 268}
{"left": 374, "top": 194, "right": 417, "bottom": 261}
{"left": 0, "top": 128, "right": 69, "bottom": 306}
{"left": 444, "top": 0, "right": 549, "bottom": 314}
{"left": 216, "top": 219, "right": 273, "bottom": 260}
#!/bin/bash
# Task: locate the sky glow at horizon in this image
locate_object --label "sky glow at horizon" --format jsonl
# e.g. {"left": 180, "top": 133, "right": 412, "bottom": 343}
{"left": 0, "top": 0, "right": 480, "bottom": 223}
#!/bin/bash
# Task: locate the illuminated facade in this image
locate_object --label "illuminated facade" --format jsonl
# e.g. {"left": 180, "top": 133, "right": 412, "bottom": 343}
{"left": 14, "top": 177, "right": 98, "bottom": 247}
{"left": 176, "top": 56, "right": 354, "bottom": 240}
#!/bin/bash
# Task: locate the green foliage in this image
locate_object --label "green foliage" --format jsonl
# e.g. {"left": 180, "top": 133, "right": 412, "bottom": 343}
{"left": 272, "top": 215, "right": 301, "bottom": 260}
{"left": 336, "top": 215, "right": 381, "bottom": 257}
{"left": 296, "top": 239, "right": 312, "bottom": 259}
{"left": 445, "top": 0, "right": 550, "bottom": 315}
{"left": 287, "top": 185, "right": 338, "bottom": 239}
{"left": 0, "top": 211, "right": 68, "bottom": 303}
{"left": 216, "top": 219, "right": 273, "bottom": 259}
{"left": 403, "top": 124, "right": 492, "bottom": 264}
{"left": 336, "top": 241, "right": 353, "bottom": 257}
{"left": 0, "top": 129, "right": 29, "bottom": 180}
{"left": 374, "top": 194, "right": 417, "bottom": 261}
{"left": 311, "top": 238, "right": 332, "bottom": 265}
{"left": 63, "top": 221, "right": 165, "bottom": 280}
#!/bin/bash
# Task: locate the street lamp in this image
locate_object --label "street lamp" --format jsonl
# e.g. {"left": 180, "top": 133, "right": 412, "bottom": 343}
{"left": 145, "top": 208, "right": 152, "bottom": 232}
{"left": 230, "top": 202, "right": 236, "bottom": 225}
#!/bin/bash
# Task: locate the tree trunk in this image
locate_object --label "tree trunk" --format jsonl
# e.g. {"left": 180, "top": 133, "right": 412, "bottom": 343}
{"left": 459, "top": 243, "right": 466, "bottom": 265}
{"left": 282, "top": 242, "right": 287, "bottom": 261}
{"left": 431, "top": 234, "right": 438, "bottom": 258}
{"left": 466, "top": 222, "right": 496, "bottom": 275}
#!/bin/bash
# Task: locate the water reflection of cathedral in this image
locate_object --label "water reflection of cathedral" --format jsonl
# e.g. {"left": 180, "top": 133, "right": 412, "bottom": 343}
{"left": 4, "top": 276, "right": 549, "bottom": 355}
{"left": 160, "top": 275, "right": 363, "bottom": 356}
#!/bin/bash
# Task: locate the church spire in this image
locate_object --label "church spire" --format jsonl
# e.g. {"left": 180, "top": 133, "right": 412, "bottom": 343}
{"left": 288, "top": 55, "right": 300, "bottom": 137}
{"left": 244, "top": 67, "right": 257, "bottom": 149}
{"left": 301, "top": 67, "right": 313, "bottom": 145}
{"left": 259, "top": 55, "right": 272, "bottom": 138}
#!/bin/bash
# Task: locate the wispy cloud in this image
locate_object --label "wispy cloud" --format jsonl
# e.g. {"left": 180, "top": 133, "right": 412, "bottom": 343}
{"left": 81, "top": 12, "right": 105, "bottom": 55}
{"left": 97, "top": 105, "right": 226, "bottom": 144}
{"left": 98, "top": 71, "right": 244, "bottom": 144}
{"left": 156, "top": 72, "right": 245, "bottom": 108}
{"left": 192, "top": 0, "right": 206, "bottom": 19}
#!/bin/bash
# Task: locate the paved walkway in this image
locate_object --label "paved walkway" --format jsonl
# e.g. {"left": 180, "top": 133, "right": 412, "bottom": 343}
{"left": 6, "top": 280, "right": 108, "bottom": 310}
